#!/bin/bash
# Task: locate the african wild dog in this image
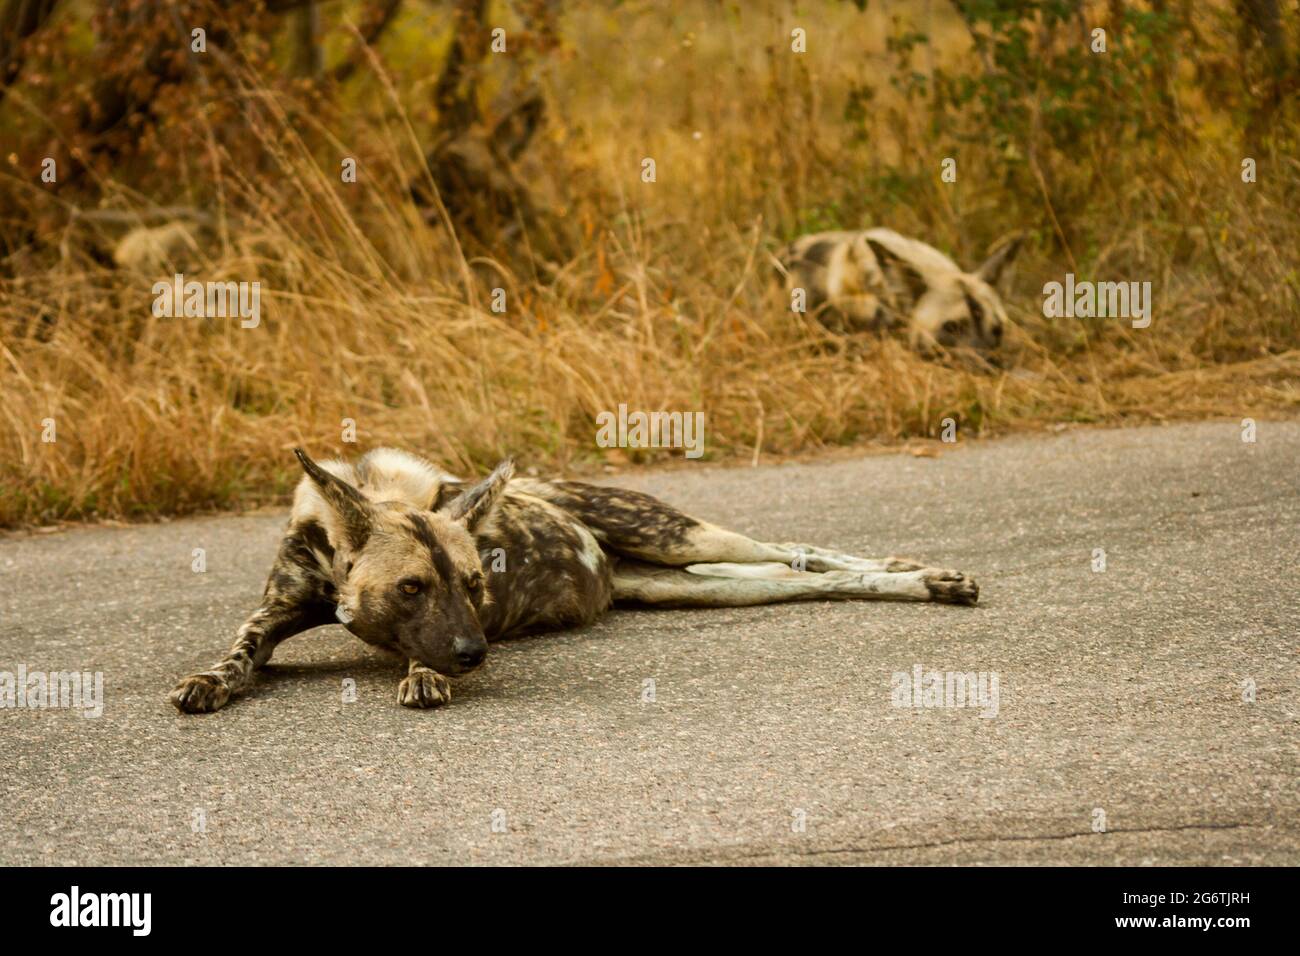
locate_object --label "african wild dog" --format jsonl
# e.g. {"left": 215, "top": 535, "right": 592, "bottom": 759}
{"left": 169, "top": 447, "right": 978, "bottom": 713}
{"left": 775, "top": 229, "right": 1022, "bottom": 356}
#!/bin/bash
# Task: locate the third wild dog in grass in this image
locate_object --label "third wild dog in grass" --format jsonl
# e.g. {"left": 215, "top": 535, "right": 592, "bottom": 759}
{"left": 170, "top": 447, "right": 978, "bottom": 713}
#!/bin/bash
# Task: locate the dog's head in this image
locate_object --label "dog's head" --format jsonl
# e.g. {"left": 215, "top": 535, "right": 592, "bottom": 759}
{"left": 864, "top": 231, "right": 1022, "bottom": 358}
{"left": 293, "top": 449, "right": 513, "bottom": 675}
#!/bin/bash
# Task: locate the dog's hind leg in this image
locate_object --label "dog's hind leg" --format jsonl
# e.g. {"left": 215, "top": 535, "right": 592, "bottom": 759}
{"left": 520, "top": 480, "right": 934, "bottom": 576}
{"left": 169, "top": 526, "right": 334, "bottom": 713}
{"left": 772, "top": 543, "right": 925, "bottom": 574}
{"left": 516, "top": 480, "right": 802, "bottom": 565}
{"left": 612, "top": 560, "right": 977, "bottom": 607}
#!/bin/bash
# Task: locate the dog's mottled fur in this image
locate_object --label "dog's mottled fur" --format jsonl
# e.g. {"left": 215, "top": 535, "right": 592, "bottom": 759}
{"left": 170, "top": 447, "right": 978, "bottom": 713}
{"left": 775, "top": 228, "right": 1022, "bottom": 355}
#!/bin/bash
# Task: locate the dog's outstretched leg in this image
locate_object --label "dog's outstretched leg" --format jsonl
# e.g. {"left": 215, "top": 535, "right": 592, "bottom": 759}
{"left": 771, "top": 542, "right": 925, "bottom": 574}
{"left": 169, "top": 528, "right": 333, "bottom": 713}
{"left": 169, "top": 600, "right": 331, "bottom": 713}
{"left": 521, "top": 480, "right": 958, "bottom": 588}
{"left": 613, "top": 561, "right": 978, "bottom": 607}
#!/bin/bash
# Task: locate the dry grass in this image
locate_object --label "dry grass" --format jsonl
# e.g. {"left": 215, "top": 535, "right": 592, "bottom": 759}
{"left": 1, "top": 0, "right": 1297, "bottom": 527}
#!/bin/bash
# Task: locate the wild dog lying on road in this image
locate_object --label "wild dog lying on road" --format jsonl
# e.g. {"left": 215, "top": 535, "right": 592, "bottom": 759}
{"left": 170, "top": 448, "right": 978, "bottom": 713}
{"left": 775, "top": 229, "right": 1022, "bottom": 356}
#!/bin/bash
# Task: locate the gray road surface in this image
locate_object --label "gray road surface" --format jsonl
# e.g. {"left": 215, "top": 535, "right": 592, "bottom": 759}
{"left": 2, "top": 421, "right": 1297, "bottom": 865}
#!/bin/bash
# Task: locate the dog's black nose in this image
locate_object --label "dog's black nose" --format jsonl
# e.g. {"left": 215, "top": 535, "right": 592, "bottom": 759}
{"left": 456, "top": 645, "right": 486, "bottom": 670}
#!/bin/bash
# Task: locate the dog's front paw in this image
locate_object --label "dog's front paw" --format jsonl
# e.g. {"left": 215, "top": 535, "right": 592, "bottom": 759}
{"left": 398, "top": 669, "right": 451, "bottom": 709}
{"left": 169, "top": 673, "right": 232, "bottom": 713}
{"left": 923, "top": 570, "right": 979, "bottom": 606}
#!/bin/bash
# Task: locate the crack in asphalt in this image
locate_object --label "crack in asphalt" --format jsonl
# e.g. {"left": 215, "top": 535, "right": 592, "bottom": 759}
{"left": 581, "top": 821, "right": 1273, "bottom": 866}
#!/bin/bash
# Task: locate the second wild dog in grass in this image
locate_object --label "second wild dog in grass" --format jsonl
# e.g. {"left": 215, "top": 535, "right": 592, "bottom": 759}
{"left": 169, "top": 447, "right": 979, "bottom": 713}
{"left": 775, "top": 228, "right": 1022, "bottom": 358}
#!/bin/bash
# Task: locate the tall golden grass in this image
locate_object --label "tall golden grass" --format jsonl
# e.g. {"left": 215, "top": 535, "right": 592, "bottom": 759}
{"left": 1, "top": 0, "right": 1297, "bottom": 527}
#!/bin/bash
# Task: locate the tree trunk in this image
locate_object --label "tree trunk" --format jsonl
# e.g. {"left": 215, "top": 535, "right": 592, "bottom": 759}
{"left": 293, "top": 2, "right": 322, "bottom": 78}
{"left": 1236, "top": 0, "right": 1288, "bottom": 145}
{"left": 0, "top": 0, "right": 60, "bottom": 105}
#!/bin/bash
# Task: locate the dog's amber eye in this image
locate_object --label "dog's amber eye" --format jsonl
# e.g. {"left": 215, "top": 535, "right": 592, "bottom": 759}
{"left": 398, "top": 580, "right": 422, "bottom": 595}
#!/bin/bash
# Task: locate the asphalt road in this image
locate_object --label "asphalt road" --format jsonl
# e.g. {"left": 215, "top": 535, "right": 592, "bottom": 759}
{"left": 2, "top": 422, "right": 1297, "bottom": 865}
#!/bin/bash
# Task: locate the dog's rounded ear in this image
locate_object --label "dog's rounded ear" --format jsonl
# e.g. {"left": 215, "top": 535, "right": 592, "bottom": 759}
{"left": 974, "top": 233, "right": 1024, "bottom": 286}
{"left": 442, "top": 458, "right": 515, "bottom": 531}
{"left": 864, "top": 237, "right": 929, "bottom": 305}
{"left": 293, "top": 448, "right": 375, "bottom": 550}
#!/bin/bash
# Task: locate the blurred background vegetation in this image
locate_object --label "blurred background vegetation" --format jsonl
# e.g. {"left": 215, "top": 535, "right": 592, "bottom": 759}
{"left": 0, "top": 0, "right": 1297, "bottom": 526}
